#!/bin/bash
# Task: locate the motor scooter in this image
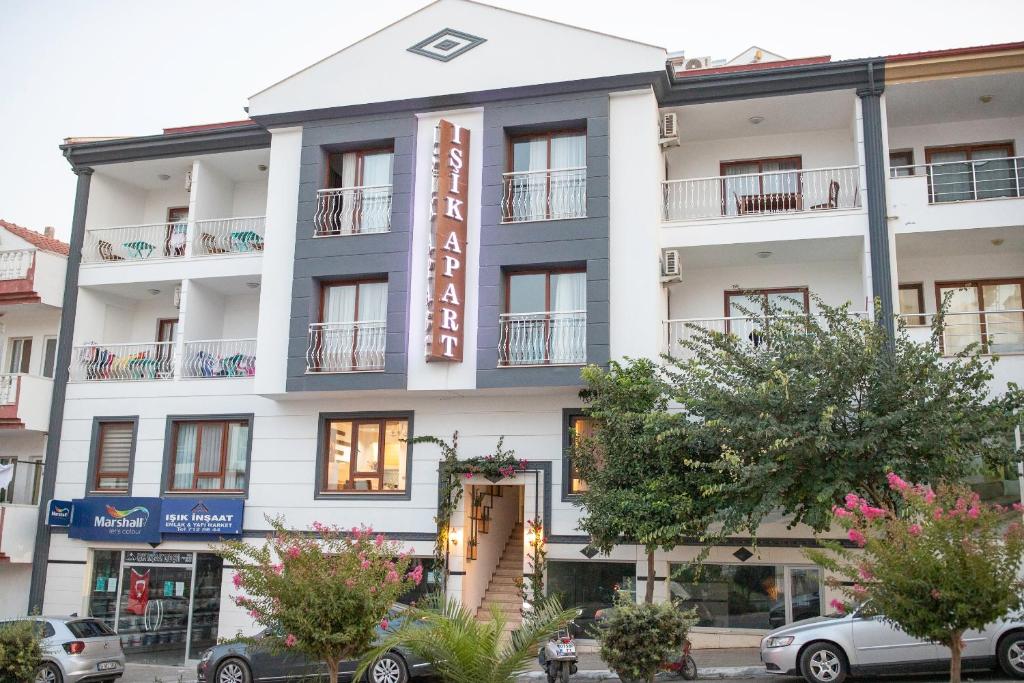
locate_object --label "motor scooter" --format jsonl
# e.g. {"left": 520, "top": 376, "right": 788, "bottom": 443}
{"left": 537, "top": 625, "right": 578, "bottom": 683}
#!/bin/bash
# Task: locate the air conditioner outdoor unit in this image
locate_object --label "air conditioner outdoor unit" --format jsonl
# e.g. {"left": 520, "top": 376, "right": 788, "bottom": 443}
{"left": 683, "top": 56, "right": 712, "bottom": 71}
{"left": 661, "top": 249, "right": 681, "bottom": 279}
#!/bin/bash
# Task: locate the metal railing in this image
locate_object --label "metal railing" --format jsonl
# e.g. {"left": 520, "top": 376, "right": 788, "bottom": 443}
{"left": 0, "top": 250, "right": 33, "bottom": 280}
{"left": 662, "top": 165, "right": 861, "bottom": 221}
{"left": 314, "top": 185, "right": 393, "bottom": 237}
{"left": 498, "top": 310, "right": 586, "bottom": 366}
{"left": 193, "top": 217, "right": 266, "bottom": 255}
{"left": 306, "top": 321, "right": 386, "bottom": 372}
{"left": 82, "top": 222, "right": 188, "bottom": 263}
{"left": 890, "top": 156, "right": 1023, "bottom": 203}
{"left": 501, "top": 167, "right": 587, "bottom": 223}
{"left": 900, "top": 310, "right": 1024, "bottom": 356}
{"left": 70, "top": 342, "right": 175, "bottom": 381}
{"left": 664, "top": 313, "right": 869, "bottom": 358}
{"left": 181, "top": 339, "right": 256, "bottom": 378}
{"left": 0, "top": 374, "right": 17, "bottom": 404}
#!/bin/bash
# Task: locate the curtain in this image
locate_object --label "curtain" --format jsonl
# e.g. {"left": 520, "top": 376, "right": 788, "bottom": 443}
{"left": 359, "top": 152, "right": 394, "bottom": 232}
{"left": 982, "top": 283, "right": 1024, "bottom": 354}
{"left": 550, "top": 272, "right": 587, "bottom": 363}
{"left": 929, "top": 151, "right": 972, "bottom": 202}
{"left": 760, "top": 159, "right": 800, "bottom": 195}
{"left": 971, "top": 148, "right": 1015, "bottom": 200}
{"left": 321, "top": 285, "right": 356, "bottom": 370}
{"left": 173, "top": 424, "right": 198, "bottom": 489}
{"left": 356, "top": 282, "right": 388, "bottom": 368}
{"left": 550, "top": 135, "right": 586, "bottom": 218}
{"left": 722, "top": 163, "right": 759, "bottom": 215}
{"left": 512, "top": 138, "right": 550, "bottom": 221}
{"left": 196, "top": 423, "right": 223, "bottom": 490}
{"left": 223, "top": 423, "right": 248, "bottom": 490}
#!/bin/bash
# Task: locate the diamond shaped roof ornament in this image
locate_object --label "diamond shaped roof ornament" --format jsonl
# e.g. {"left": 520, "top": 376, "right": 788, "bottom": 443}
{"left": 580, "top": 544, "right": 599, "bottom": 559}
{"left": 408, "top": 28, "right": 486, "bottom": 62}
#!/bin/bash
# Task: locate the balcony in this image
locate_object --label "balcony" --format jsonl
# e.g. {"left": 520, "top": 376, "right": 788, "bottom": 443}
{"left": 664, "top": 313, "right": 869, "bottom": 359}
{"left": 314, "top": 186, "right": 392, "bottom": 237}
{"left": 663, "top": 166, "right": 861, "bottom": 222}
{"left": 82, "top": 217, "right": 266, "bottom": 264}
{"left": 498, "top": 311, "right": 586, "bottom": 366}
{"left": 0, "top": 250, "right": 32, "bottom": 281}
{"left": 900, "top": 310, "right": 1024, "bottom": 356}
{"left": 501, "top": 168, "right": 587, "bottom": 223}
{"left": 0, "top": 374, "right": 53, "bottom": 431}
{"left": 193, "top": 217, "right": 266, "bottom": 255}
{"left": 70, "top": 342, "right": 175, "bottom": 382}
{"left": 181, "top": 338, "right": 256, "bottom": 378}
{"left": 306, "top": 321, "right": 386, "bottom": 372}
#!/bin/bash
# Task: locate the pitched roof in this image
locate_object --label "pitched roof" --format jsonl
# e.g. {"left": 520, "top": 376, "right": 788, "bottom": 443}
{"left": 0, "top": 220, "right": 70, "bottom": 256}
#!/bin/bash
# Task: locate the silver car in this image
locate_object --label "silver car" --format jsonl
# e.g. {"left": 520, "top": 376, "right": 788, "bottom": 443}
{"left": 760, "top": 606, "right": 1024, "bottom": 682}
{"left": 1, "top": 616, "right": 126, "bottom": 683}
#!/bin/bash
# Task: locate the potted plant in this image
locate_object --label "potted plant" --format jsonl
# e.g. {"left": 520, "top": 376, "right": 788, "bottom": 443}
{"left": 595, "top": 587, "right": 695, "bottom": 683}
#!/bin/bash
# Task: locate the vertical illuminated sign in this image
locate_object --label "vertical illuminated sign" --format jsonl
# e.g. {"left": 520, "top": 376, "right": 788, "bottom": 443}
{"left": 426, "top": 119, "right": 470, "bottom": 362}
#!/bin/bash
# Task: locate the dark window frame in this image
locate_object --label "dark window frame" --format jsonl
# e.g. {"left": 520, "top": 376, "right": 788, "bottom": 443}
{"left": 325, "top": 146, "right": 395, "bottom": 190}
{"left": 898, "top": 283, "right": 927, "bottom": 326}
{"left": 42, "top": 336, "right": 57, "bottom": 378}
{"left": 7, "top": 337, "right": 32, "bottom": 374}
{"left": 924, "top": 141, "right": 1017, "bottom": 202}
{"left": 561, "top": 409, "right": 596, "bottom": 500}
{"left": 503, "top": 267, "right": 587, "bottom": 366}
{"left": 85, "top": 417, "right": 139, "bottom": 497}
{"left": 723, "top": 287, "right": 810, "bottom": 333}
{"left": 719, "top": 155, "right": 803, "bottom": 215}
{"left": 506, "top": 128, "right": 587, "bottom": 222}
{"left": 889, "top": 149, "right": 915, "bottom": 176}
{"left": 315, "top": 411, "right": 414, "bottom": 501}
{"left": 934, "top": 277, "right": 1024, "bottom": 355}
{"left": 318, "top": 278, "right": 389, "bottom": 325}
{"left": 160, "top": 414, "right": 254, "bottom": 498}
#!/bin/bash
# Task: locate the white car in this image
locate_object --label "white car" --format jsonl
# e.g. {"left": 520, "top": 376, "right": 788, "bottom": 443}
{"left": 759, "top": 606, "right": 1024, "bottom": 682}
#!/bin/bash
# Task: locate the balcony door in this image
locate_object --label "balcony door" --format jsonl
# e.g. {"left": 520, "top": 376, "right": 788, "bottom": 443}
{"left": 6, "top": 337, "right": 32, "bottom": 374}
{"left": 724, "top": 287, "right": 809, "bottom": 340}
{"left": 504, "top": 270, "right": 585, "bottom": 365}
{"left": 721, "top": 157, "right": 801, "bottom": 215}
{"left": 936, "top": 279, "right": 1024, "bottom": 354}
{"left": 508, "top": 132, "right": 586, "bottom": 221}
{"left": 926, "top": 143, "right": 1017, "bottom": 202}
{"left": 166, "top": 207, "right": 188, "bottom": 256}
{"left": 324, "top": 149, "right": 394, "bottom": 234}
{"left": 318, "top": 280, "right": 387, "bottom": 371}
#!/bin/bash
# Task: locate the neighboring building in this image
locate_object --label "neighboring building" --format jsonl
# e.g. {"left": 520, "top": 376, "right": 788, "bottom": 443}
{"left": 0, "top": 220, "right": 68, "bottom": 617}
{"left": 27, "top": 0, "right": 1023, "bottom": 658}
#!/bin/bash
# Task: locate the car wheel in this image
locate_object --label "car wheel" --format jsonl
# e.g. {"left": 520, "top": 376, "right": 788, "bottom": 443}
{"left": 799, "top": 642, "right": 848, "bottom": 683}
{"left": 215, "top": 658, "right": 252, "bottom": 683}
{"left": 369, "top": 653, "right": 407, "bottom": 683}
{"left": 35, "top": 663, "right": 62, "bottom": 683}
{"left": 999, "top": 632, "right": 1024, "bottom": 678}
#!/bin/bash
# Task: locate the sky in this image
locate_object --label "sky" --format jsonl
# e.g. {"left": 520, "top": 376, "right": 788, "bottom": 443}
{"left": 1, "top": 0, "right": 1022, "bottom": 240}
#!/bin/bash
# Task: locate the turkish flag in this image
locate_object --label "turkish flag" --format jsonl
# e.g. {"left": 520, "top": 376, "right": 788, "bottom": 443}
{"left": 125, "top": 569, "right": 150, "bottom": 616}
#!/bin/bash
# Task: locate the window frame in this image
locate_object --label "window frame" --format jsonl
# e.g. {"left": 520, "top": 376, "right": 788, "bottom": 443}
{"left": 898, "top": 283, "right": 927, "bottom": 326}
{"left": 160, "top": 414, "right": 254, "bottom": 498}
{"left": 933, "top": 277, "right": 1024, "bottom": 355}
{"left": 561, "top": 409, "right": 596, "bottom": 500}
{"left": 86, "top": 417, "right": 139, "bottom": 497}
{"left": 7, "top": 337, "right": 32, "bottom": 374}
{"left": 325, "top": 146, "right": 395, "bottom": 190}
{"left": 41, "top": 336, "right": 57, "bottom": 378}
{"left": 723, "top": 287, "right": 810, "bottom": 323}
{"left": 506, "top": 129, "right": 587, "bottom": 174}
{"left": 318, "top": 278, "right": 389, "bottom": 325}
{"left": 719, "top": 155, "right": 803, "bottom": 215}
{"left": 315, "top": 411, "right": 414, "bottom": 500}
{"left": 503, "top": 267, "right": 587, "bottom": 366}
{"left": 924, "top": 142, "right": 1017, "bottom": 202}
{"left": 889, "top": 149, "right": 915, "bottom": 177}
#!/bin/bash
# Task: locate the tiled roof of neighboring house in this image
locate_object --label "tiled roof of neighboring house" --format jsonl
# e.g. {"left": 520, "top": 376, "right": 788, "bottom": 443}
{"left": 886, "top": 41, "right": 1024, "bottom": 62}
{"left": 671, "top": 55, "right": 832, "bottom": 78}
{"left": 0, "top": 220, "right": 70, "bottom": 256}
{"left": 162, "top": 119, "right": 257, "bottom": 135}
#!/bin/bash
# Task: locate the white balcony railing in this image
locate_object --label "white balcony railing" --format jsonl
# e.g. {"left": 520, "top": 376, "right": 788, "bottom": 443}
{"left": 70, "top": 342, "right": 175, "bottom": 381}
{"left": 0, "top": 374, "right": 17, "bottom": 404}
{"left": 501, "top": 167, "right": 587, "bottom": 223}
{"left": 314, "top": 185, "right": 393, "bottom": 237}
{"left": 900, "top": 310, "right": 1024, "bottom": 356}
{"left": 306, "top": 321, "right": 386, "bottom": 372}
{"left": 662, "top": 165, "right": 861, "bottom": 222}
{"left": 664, "top": 313, "right": 869, "bottom": 358}
{"left": 498, "top": 310, "right": 586, "bottom": 366}
{"left": 82, "top": 222, "right": 188, "bottom": 263}
{"left": 193, "top": 217, "right": 266, "bottom": 255}
{"left": 181, "top": 339, "right": 256, "bottom": 378}
{"left": 0, "top": 250, "right": 33, "bottom": 280}
{"left": 890, "top": 156, "right": 1023, "bottom": 204}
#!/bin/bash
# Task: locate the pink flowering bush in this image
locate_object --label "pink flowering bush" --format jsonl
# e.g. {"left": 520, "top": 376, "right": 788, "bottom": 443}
{"left": 808, "top": 474, "right": 1024, "bottom": 683}
{"left": 217, "top": 516, "right": 421, "bottom": 683}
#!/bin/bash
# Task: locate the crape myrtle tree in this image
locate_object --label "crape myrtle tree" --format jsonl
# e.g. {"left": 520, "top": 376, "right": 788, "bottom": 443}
{"left": 664, "top": 293, "right": 1023, "bottom": 533}
{"left": 573, "top": 358, "right": 718, "bottom": 603}
{"left": 218, "top": 517, "right": 422, "bottom": 683}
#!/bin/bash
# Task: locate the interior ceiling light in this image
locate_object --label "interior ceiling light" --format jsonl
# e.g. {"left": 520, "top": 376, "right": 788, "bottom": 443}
{"left": 147, "top": 288, "right": 161, "bottom": 295}
{"left": 748, "top": 115, "right": 765, "bottom": 125}
{"left": 257, "top": 164, "right": 268, "bottom": 172}
{"left": 245, "top": 281, "right": 261, "bottom": 289}
{"left": 991, "top": 238, "right": 1005, "bottom": 246}
{"left": 157, "top": 173, "right": 171, "bottom": 181}
{"left": 979, "top": 95, "right": 993, "bottom": 104}
{"left": 755, "top": 251, "right": 773, "bottom": 259}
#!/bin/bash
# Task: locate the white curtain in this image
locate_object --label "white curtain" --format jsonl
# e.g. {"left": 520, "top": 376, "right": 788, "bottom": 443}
{"left": 550, "top": 272, "right": 586, "bottom": 363}
{"left": 322, "top": 285, "right": 356, "bottom": 370}
{"left": 722, "top": 163, "right": 759, "bottom": 215}
{"left": 173, "top": 424, "right": 198, "bottom": 489}
{"left": 550, "top": 135, "right": 586, "bottom": 218}
{"left": 356, "top": 282, "right": 387, "bottom": 368}
{"left": 323, "top": 285, "right": 357, "bottom": 323}
{"left": 223, "top": 423, "right": 248, "bottom": 490}
{"left": 359, "top": 152, "right": 394, "bottom": 232}
{"left": 512, "top": 138, "right": 549, "bottom": 221}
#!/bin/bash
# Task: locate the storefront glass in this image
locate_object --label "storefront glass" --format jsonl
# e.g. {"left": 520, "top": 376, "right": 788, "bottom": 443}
{"left": 88, "top": 550, "right": 222, "bottom": 664}
{"left": 547, "top": 561, "right": 635, "bottom": 638}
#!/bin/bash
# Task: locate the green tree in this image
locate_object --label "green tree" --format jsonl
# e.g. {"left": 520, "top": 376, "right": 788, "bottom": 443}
{"left": 808, "top": 473, "right": 1024, "bottom": 683}
{"left": 666, "top": 294, "right": 1022, "bottom": 532}
{"left": 0, "top": 620, "right": 42, "bottom": 683}
{"left": 355, "top": 595, "right": 577, "bottom": 683}
{"left": 574, "top": 358, "right": 716, "bottom": 603}
{"left": 217, "top": 517, "right": 421, "bottom": 683}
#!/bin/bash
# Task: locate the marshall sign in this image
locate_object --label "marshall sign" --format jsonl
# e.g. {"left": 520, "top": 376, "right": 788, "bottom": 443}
{"left": 426, "top": 119, "right": 470, "bottom": 362}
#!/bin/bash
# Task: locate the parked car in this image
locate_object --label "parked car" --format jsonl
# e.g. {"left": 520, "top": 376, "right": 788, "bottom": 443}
{"left": 196, "top": 606, "right": 431, "bottom": 683}
{"left": 760, "top": 604, "right": 1024, "bottom": 682}
{"left": 0, "top": 616, "right": 125, "bottom": 683}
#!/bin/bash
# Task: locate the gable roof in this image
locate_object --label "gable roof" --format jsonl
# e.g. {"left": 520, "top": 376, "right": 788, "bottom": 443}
{"left": 0, "top": 220, "right": 70, "bottom": 256}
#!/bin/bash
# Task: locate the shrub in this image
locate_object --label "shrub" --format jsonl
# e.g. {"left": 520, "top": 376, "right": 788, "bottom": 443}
{"left": 0, "top": 620, "right": 42, "bottom": 683}
{"left": 596, "top": 593, "right": 695, "bottom": 683}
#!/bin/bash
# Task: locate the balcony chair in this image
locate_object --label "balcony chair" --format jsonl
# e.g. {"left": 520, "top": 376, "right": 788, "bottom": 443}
{"left": 98, "top": 240, "right": 124, "bottom": 261}
{"left": 811, "top": 180, "right": 840, "bottom": 210}
{"left": 200, "top": 233, "right": 228, "bottom": 255}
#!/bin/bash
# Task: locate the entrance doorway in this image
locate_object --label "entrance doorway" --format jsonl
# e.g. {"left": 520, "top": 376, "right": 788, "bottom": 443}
{"left": 88, "top": 550, "right": 223, "bottom": 664}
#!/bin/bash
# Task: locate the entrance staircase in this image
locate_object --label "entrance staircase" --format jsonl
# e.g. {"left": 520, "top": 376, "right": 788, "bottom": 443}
{"left": 475, "top": 522, "right": 524, "bottom": 634}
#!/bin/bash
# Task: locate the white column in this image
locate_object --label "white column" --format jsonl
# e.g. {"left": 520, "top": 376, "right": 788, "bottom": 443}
{"left": 854, "top": 97, "right": 875, "bottom": 316}
{"left": 254, "top": 127, "right": 302, "bottom": 394}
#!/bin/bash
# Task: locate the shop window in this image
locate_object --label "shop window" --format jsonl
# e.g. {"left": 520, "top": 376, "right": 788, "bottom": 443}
{"left": 547, "top": 561, "right": 636, "bottom": 638}
{"left": 90, "top": 420, "right": 137, "bottom": 494}
{"left": 670, "top": 563, "right": 823, "bottom": 629}
{"left": 165, "top": 417, "right": 251, "bottom": 494}
{"left": 318, "top": 414, "right": 410, "bottom": 494}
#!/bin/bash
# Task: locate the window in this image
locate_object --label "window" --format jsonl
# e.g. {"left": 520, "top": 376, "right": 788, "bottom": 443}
{"left": 320, "top": 416, "right": 409, "bottom": 494}
{"left": 548, "top": 561, "right": 635, "bottom": 638}
{"left": 310, "top": 280, "right": 388, "bottom": 372}
{"left": 168, "top": 419, "right": 250, "bottom": 493}
{"left": 925, "top": 142, "right": 1018, "bottom": 202}
{"left": 7, "top": 337, "right": 32, "bottom": 374}
{"left": 504, "top": 130, "right": 586, "bottom": 222}
{"left": 0, "top": 458, "right": 13, "bottom": 503}
{"left": 42, "top": 337, "right": 57, "bottom": 378}
{"left": 92, "top": 421, "right": 136, "bottom": 493}
{"left": 565, "top": 414, "right": 596, "bottom": 495}
{"left": 899, "top": 283, "right": 926, "bottom": 326}
{"left": 724, "top": 287, "right": 809, "bottom": 318}
{"left": 501, "top": 270, "right": 586, "bottom": 365}
{"left": 721, "top": 156, "right": 802, "bottom": 215}
{"left": 670, "top": 563, "right": 823, "bottom": 629}
{"left": 319, "top": 148, "right": 395, "bottom": 235}
{"left": 935, "top": 278, "right": 1024, "bottom": 355}
{"left": 889, "top": 149, "right": 915, "bottom": 177}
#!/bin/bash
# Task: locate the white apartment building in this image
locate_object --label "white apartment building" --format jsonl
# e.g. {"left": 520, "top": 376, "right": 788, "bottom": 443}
{"left": 23, "top": 1, "right": 1023, "bottom": 660}
{"left": 0, "top": 220, "right": 67, "bottom": 617}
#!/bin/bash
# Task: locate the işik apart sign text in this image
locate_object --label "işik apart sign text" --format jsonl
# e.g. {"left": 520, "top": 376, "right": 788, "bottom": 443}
{"left": 426, "top": 119, "right": 469, "bottom": 362}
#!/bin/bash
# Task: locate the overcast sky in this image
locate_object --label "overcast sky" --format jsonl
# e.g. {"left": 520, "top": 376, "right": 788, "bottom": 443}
{"left": 2, "top": 0, "right": 1021, "bottom": 239}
